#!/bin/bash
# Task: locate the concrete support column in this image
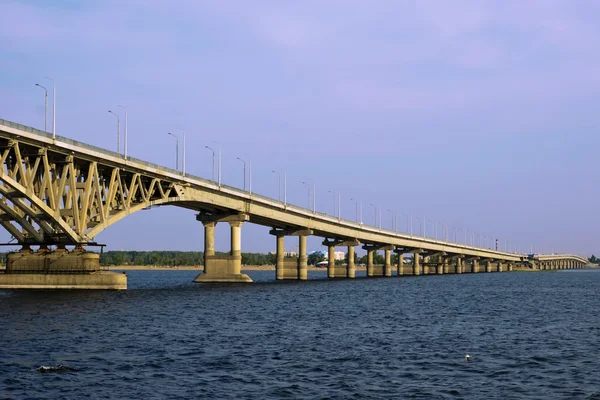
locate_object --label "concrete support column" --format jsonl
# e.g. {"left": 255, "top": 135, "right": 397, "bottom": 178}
{"left": 456, "top": 257, "right": 463, "bottom": 274}
{"left": 486, "top": 260, "right": 492, "bottom": 273}
{"left": 508, "top": 263, "right": 514, "bottom": 272}
{"left": 413, "top": 253, "right": 420, "bottom": 276}
{"left": 327, "top": 245, "right": 336, "bottom": 278}
{"left": 367, "top": 249, "right": 374, "bottom": 277}
{"left": 422, "top": 256, "right": 429, "bottom": 275}
{"left": 443, "top": 258, "right": 449, "bottom": 274}
{"left": 472, "top": 259, "right": 479, "bottom": 273}
{"left": 396, "top": 253, "right": 404, "bottom": 276}
{"left": 384, "top": 249, "right": 392, "bottom": 277}
{"left": 230, "top": 221, "right": 242, "bottom": 257}
{"left": 195, "top": 218, "right": 251, "bottom": 283}
{"left": 497, "top": 262, "right": 503, "bottom": 272}
{"left": 275, "top": 235, "right": 285, "bottom": 280}
{"left": 204, "top": 222, "right": 216, "bottom": 262}
{"left": 298, "top": 235, "right": 308, "bottom": 280}
{"left": 347, "top": 246, "right": 356, "bottom": 278}
{"left": 436, "top": 259, "right": 444, "bottom": 274}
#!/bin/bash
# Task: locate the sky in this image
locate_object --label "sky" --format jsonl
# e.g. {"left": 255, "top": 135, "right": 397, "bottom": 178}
{"left": 0, "top": 0, "right": 599, "bottom": 256}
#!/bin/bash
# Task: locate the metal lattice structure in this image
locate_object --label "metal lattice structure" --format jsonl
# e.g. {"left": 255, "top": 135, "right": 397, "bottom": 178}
{"left": 0, "top": 137, "right": 183, "bottom": 245}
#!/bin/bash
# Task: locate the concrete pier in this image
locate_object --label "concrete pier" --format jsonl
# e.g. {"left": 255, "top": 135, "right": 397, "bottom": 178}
{"left": 436, "top": 260, "right": 444, "bottom": 275}
{"left": 422, "top": 256, "right": 429, "bottom": 275}
{"left": 396, "top": 252, "right": 404, "bottom": 276}
{"left": 327, "top": 245, "right": 347, "bottom": 278}
{"left": 0, "top": 247, "right": 126, "bottom": 290}
{"left": 366, "top": 248, "right": 374, "bottom": 276}
{"left": 194, "top": 216, "right": 252, "bottom": 283}
{"left": 383, "top": 248, "right": 392, "bottom": 277}
{"left": 347, "top": 245, "right": 356, "bottom": 278}
{"left": 456, "top": 257, "right": 463, "bottom": 274}
{"left": 413, "top": 252, "right": 421, "bottom": 276}
{"left": 298, "top": 235, "right": 308, "bottom": 280}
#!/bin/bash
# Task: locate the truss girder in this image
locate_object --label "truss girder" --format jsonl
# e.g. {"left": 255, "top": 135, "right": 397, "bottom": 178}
{"left": 0, "top": 139, "right": 181, "bottom": 245}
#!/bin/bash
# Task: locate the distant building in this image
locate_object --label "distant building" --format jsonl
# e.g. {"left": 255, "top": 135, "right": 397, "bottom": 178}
{"left": 270, "top": 251, "right": 299, "bottom": 257}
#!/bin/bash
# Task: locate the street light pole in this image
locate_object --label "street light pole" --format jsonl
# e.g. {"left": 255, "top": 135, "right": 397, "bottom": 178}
{"left": 328, "top": 191, "right": 336, "bottom": 216}
{"left": 236, "top": 157, "right": 246, "bottom": 190}
{"left": 283, "top": 173, "right": 287, "bottom": 206}
{"left": 34, "top": 83, "right": 48, "bottom": 132}
{"left": 370, "top": 204, "right": 377, "bottom": 227}
{"left": 360, "top": 200, "right": 363, "bottom": 225}
{"left": 45, "top": 76, "right": 55, "bottom": 139}
{"left": 302, "top": 181, "right": 311, "bottom": 209}
{"left": 402, "top": 213, "right": 411, "bottom": 236}
{"left": 386, "top": 209, "right": 395, "bottom": 231}
{"left": 415, "top": 216, "right": 423, "bottom": 237}
{"left": 118, "top": 105, "right": 127, "bottom": 159}
{"left": 272, "top": 170, "right": 281, "bottom": 201}
{"left": 313, "top": 183, "right": 316, "bottom": 213}
{"left": 108, "top": 110, "right": 120, "bottom": 153}
{"left": 167, "top": 132, "right": 179, "bottom": 171}
{"left": 350, "top": 198, "right": 359, "bottom": 222}
{"left": 205, "top": 146, "right": 215, "bottom": 181}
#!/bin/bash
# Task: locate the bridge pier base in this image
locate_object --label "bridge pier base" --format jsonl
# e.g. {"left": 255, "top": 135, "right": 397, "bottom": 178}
{"left": 485, "top": 260, "right": 492, "bottom": 273}
{"left": 347, "top": 245, "right": 356, "bottom": 278}
{"left": 422, "top": 256, "right": 429, "bottom": 275}
{"left": 396, "top": 253, "right": 404, "bottom": 276}
{"left": 498, "top": 262, "right": 503, "bottom": 272}
{"left": 472, "top": 259, "right": 479, "bottom": 273}
{"left": 455, "top": 257, "right": 463, "bottom": 274}
{"left": 366, "top": 249, "right": 374, "bottom": 276}
{"left": 327, "top": 245, "right": 347, "bottom": 278}
{"left": 443, "top": 258, "right": 450, "bottom": 274}
{"left": 364, "top": 246, "right": 385, "bottom": 277}
{"left": 413, "top": 253, "right": 421, "bottom": 276}
{"left": 0, "top": 247, "right": 126, "bottom": 290}
{"left": 436, "top": 262, "right": 444, "bottom": 274}
{"left": 383, "top": 249, "right": 392, "bottom": 277}
{"left": 194, "top": 220, "right": 252, "bottom": 283}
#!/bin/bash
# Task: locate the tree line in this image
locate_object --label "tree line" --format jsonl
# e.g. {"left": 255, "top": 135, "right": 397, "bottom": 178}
{"left": 98, "top": 251, "right": 278, "bottom": 266}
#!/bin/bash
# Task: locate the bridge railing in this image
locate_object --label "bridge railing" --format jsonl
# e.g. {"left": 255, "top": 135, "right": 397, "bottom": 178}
{"left": 0, "top": 118, "right": 54, "bottom": 139}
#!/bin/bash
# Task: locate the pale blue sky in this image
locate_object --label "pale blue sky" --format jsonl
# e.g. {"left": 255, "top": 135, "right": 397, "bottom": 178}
{"left": 0, "top": 0, "right": 598, "bottom": 256}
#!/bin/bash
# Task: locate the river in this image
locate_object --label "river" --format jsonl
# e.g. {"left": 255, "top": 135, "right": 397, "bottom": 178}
{"left": 1, "top": 269, "right": 600, "bottom": 399}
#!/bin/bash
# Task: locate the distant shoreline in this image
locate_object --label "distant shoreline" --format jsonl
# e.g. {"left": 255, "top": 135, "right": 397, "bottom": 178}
{"left": 105, "top": 265, "right": 547, "bottom": 272}
{"left": 106, "top": 265, "right": 364, "bottom": 271}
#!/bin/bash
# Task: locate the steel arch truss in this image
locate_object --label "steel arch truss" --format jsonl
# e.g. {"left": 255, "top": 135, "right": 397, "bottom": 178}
{"left": 0, "top": 138, "right": 182, "bottom": 245}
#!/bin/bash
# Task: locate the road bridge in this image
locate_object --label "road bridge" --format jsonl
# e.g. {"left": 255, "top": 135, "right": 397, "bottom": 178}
{"left": 0, "top": 118, "right": 589, "bottom": 289}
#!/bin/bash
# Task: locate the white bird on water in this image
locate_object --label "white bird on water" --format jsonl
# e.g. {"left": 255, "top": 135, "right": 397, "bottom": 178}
{"left": 465, "top": 354, "right": 471, "bottom": 361}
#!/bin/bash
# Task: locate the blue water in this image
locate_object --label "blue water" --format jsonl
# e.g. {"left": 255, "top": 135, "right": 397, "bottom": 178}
{"left": 2, "top": 270, "right": 600, "bottom": 399}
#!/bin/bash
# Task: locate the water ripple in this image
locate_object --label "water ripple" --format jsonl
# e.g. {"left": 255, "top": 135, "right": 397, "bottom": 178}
{"left": 1, "top": 269, "right": 600, "bottom": 399}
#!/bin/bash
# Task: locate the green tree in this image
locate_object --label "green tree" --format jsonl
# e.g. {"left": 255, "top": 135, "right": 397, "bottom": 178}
{"left": 307, "top": 252, "right": 325, "bottom": 266}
